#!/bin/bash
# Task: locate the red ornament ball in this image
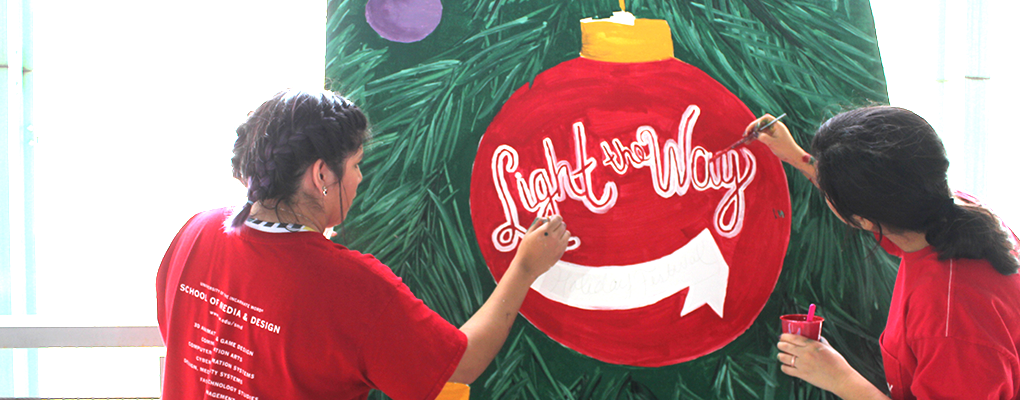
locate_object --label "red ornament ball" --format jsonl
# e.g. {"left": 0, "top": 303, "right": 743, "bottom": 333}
{"left": 470, "top": 57, "right": 791, "bottom": 366}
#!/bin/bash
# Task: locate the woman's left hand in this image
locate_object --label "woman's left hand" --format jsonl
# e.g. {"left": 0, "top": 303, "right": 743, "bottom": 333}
{"left": 777, "top": 334, "right": 857, "bottom": 393}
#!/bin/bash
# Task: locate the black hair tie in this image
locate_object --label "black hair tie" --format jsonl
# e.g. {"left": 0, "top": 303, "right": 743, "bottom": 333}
{"left": 939, "top": 196, "right": 957, "bottom": 216}
{"left": 923, "top": 196, "right": 957, "bottom": 231}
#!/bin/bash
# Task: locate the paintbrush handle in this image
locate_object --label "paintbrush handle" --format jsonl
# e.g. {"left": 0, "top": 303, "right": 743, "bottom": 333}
{"left": 755, "top": 113, "right": 787, "bottom": 134}
{"left": 727, "top": 113, "right": 787, "bottom": 149}
{"left": 712, "top": 113, "right": 789, "bottom": 160}
{"left": 726, "top": 133, "right": 758, "bottom": 150}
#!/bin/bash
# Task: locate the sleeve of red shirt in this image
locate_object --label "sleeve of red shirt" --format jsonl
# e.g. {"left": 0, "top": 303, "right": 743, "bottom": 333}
{"left": 156, "top": 211, "right": 205, "bottom": 344}
{"left": 904, "top": 262, "right": 1020, "bottom": 400}
{"left": 909, "top": 337, "right": 1017, "bottom": 399}
{"left": 358, "top": 272, "right": 468, "bottom": 400}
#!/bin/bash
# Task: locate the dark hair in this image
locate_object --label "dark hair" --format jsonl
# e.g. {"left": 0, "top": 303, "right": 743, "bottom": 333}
{"left": 229, "top": 89, "right": 369, "bottom": 228}
{"left": 812, "top": 106, "right": 1018, "bottom": 275}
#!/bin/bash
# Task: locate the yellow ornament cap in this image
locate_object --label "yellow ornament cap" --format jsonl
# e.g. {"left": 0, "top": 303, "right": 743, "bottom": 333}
{"left": 579, "top": 11, "right": 673, "bottom": 63}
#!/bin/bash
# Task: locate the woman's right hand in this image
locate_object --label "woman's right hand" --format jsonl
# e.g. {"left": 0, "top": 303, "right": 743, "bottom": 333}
{"left": 451, "top": 215, "right": 570, "bottom": 384}
{"left": 746, "top": 114, "right": 805, "bottom": 164}
{"left": 512, "top": 216, "right": 570, "bottom": 281}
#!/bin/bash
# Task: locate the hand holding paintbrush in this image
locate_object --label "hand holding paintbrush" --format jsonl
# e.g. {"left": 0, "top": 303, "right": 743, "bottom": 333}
{"left": 739, "top": 113, "right": 820, "bottom": 187}
{"left": 713, "top": 113, "right": 787, "bottom": 161}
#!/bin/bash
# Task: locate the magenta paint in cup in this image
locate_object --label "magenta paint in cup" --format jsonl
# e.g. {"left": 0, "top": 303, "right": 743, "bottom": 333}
{"left": 780, "top": 314, "right": 824, "bottom": 341}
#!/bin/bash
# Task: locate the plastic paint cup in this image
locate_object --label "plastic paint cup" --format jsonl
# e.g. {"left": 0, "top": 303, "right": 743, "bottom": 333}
{"left": 780, "top": 314, "right": 824, "bottom": 341}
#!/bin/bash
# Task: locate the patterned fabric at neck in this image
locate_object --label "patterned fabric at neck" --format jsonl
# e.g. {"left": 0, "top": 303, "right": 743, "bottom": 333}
{"left": 246, "top": 218, "right": 319, "bottom": 233}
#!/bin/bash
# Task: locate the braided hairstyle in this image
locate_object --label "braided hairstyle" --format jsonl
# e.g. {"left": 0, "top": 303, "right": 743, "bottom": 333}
{"left": 811, "top": 106, "right": 1017, "bottom": 275}
{"left": 229, "top": 89, "right": 369, "bottom": 228}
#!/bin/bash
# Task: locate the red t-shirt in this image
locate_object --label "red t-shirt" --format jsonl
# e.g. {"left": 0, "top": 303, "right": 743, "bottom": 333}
{"left": 878, "top": 209, "right": 1020, "bottom": 399}
{"left": 156, "top": 208, "right": 467, "bottom": 400}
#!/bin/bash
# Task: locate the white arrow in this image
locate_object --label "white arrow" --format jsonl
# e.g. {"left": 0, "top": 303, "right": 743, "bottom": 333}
{"left": 530, "top": 228, "right": 728, "bottom": 318}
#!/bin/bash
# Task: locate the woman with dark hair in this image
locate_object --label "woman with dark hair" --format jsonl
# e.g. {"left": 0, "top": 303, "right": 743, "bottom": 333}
{"left": 754, "top": 106, "right": 1020, "bottom": 399}
{"left": 156, "top": 89, "right": 570, "bottom": 399}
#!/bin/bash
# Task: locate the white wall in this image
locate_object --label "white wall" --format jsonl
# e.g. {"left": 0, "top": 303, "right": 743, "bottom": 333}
{"left": 872, "top": 0, "right": 1020, "bottom": 224}
{"left": 29, "top": 0, "right": 325, "bottom": 396}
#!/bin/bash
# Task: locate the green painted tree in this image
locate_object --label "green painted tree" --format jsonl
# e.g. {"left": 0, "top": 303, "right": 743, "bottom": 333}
{"left": 325, "top": 0, "right": 897, "bottom": 398}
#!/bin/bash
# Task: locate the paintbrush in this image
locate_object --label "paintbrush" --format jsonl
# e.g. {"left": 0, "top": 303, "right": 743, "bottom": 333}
{"left": 711, "top": 113, "right": 787, "bottom": 161}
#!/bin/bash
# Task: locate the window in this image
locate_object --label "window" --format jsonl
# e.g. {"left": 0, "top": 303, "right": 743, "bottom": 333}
{"left": 3, "top": 0, "right": 324, "bottom": 397}
{"left": 873, "top": 0, "right": 1020, "bottom": 222}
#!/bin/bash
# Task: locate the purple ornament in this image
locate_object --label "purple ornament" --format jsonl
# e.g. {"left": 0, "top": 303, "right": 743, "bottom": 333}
{"left": 365, "top": 0, "right": 443, "bottom": 43}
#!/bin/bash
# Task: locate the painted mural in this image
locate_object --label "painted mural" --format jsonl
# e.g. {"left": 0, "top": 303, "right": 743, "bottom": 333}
{"left": 326, "top": 0, "right": 894, "bottom": 398}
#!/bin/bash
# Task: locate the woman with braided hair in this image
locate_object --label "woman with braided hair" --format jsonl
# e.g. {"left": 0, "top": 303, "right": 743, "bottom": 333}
{"left": 753, "top": 106, "right": 1020, "bottom": 399}
{"left": 157, "top": 89, "right": 570, "bottom": 399}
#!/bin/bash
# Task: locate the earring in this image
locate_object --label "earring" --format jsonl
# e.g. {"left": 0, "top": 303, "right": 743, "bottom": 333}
{"left": 322, "top": 186, "right": 328, "bottom": 196}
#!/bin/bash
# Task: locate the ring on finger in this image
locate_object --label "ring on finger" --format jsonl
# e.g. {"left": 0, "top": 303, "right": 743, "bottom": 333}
{"left": 791, "top": 355, "right": 796, "bottom": 367}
